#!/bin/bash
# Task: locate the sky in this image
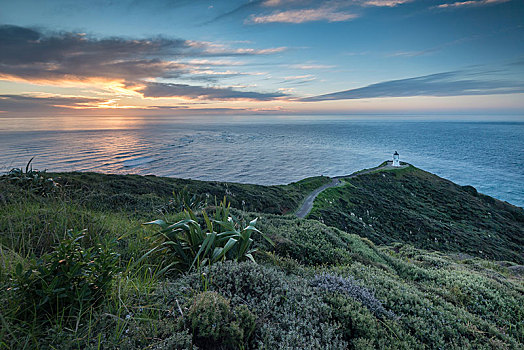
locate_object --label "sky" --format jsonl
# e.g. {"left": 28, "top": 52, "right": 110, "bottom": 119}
{"left": 1, "top": 0, "right": 523, "bottom": 116}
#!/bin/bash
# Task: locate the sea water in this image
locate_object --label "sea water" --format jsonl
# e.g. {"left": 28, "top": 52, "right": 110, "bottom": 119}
{"left": 1, "top": 115, "right": 522, "bottom": 207}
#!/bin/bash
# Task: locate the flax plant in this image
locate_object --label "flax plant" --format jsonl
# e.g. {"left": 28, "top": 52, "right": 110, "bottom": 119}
{"left": 143, "top": 197, "right": 273, "bottom": 273}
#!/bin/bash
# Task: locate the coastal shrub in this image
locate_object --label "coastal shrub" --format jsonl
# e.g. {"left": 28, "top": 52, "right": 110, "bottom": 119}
{"left": 381, "top": 244, "right": 524, "bottom": 341}
{"left": 310, "top": 273, "right": 395, "bottom": 319}
{"left": 334, "top": 261, "right": 522, "bottom": 349}
{"left": 24, "top": 316, "right": 196, "bottom": 350}
{"left": 119, "top": 320, "right": 195, "bottom": 350}
{"left": 186, "top": 291, "right": 255, "bottom": 349}
{"left": 10, "top": 229, "right": 119, "bottom": 321}
{"left": 144, "top": 198, "right": 273, "bottom": 272}
{"left": 255, "top": 217, "right": 354, "bottom": 265}
{"left": 256, "top": 250, "right": 308, "bottom": 276}
{"left": 435, "top": 266, "right": 523, "bottom": 341}
{"left": 170, "top": 261, "right": 347, "bottom": 349}
{"left": 322, "top": 292, "right": 417, "bottom": 348}
{"left": 252, "top": 214, "right": 389, "bottom": 268}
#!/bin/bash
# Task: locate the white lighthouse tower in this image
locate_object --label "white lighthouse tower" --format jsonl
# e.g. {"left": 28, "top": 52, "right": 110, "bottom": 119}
{"left": 392, "top": 151, "right": 400, "bottom": 167}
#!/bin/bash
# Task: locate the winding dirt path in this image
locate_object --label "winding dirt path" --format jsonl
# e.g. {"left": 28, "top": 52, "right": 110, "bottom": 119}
{"left": 295, "top": 161, "right": 407, "bottom": 218}
{"left": 295, "top": 178, "right": 341, "bottom": 218}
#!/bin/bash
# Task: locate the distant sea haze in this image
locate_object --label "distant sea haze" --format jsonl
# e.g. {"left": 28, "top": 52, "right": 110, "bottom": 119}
{"left": 1, "top": 115, "right": 523, "bottom": 208}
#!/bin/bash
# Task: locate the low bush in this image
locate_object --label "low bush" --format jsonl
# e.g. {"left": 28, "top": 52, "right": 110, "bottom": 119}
{"left": 310, "top": 273, "right": 395, "bottom": 319}
{"left": 332, "top": 261, "right": 522, "bottom": 348}
{"left": 251, "top": 214, "right": 389, "bottom": 268}
{"left": 255, "top": 216, "right": 355, "bottom": 266}
{"left": 322, "top": 292, "right": 417, "bottom": 348}
{"left": 118, "top": 320, "right": 195, "bottom": 350}
{"left": 187, "top": 291, "right": 255, "bottom": 349}
{"left": 0, "top": 198, "right": 144, "bottom": 257}
{"left": 44, "top": 171, "right": 330, "bottom": 215}
{"left": 169, "top": 261, "right": 348, "bottom": 349}
{"left": 10, "top": 229, "right": 119, "bottom": 321}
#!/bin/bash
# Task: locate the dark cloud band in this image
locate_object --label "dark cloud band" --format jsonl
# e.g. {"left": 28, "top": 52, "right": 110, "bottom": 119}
{"left": 302, "top": 70, "right": 524, "bottom": 101}
{"left": 0, "top": 24, "right": 287, "bottom": 102}
{"left": 139, "top": 82, "right": 286, "bottom": 100}
{"left": 0, "top": 25, "right": 191, "bottom": 81}
{"left": 0, "top": 94, "right": 105, "bottom": 111}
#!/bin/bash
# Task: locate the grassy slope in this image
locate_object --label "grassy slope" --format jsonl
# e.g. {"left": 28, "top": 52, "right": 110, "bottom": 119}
{"left": 309, "top": 165, "right": 524, "bottom": 264}
{"left": 0, "top": 170, "right": 523, "bottom": 349}
{"left": 45, "top": 171, "right": 331, "bottom": 216}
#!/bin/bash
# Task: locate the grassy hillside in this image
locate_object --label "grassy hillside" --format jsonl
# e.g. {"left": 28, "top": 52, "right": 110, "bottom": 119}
{"left": 309, "top": 165, "right": 524, "bottom": 264}
{"left": 2, "top": 171, "right": 330, "bottom": 217}
{"left": 53, "top": 171, "right": 331, "bottom": 216}
{"left": 0, "top": 168, "right": 523, "bottom": 349}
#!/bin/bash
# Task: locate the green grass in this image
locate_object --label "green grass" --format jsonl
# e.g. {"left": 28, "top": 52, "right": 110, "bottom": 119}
{"left": 0, "top": 169, "right": 523, "bottom": 349}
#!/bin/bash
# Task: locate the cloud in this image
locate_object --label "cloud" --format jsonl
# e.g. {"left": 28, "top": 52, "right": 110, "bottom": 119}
{"left": 388, "top": 50, "right": 435, "bottom": 57}
{"left": 0, "top": 25, "right": 285, "bottom": 83}
{"left": 0, "top": 93, "right": 288, "bottom": 115}
{"left": 0, "top": 25, "right": 191, "bottom": 83}
{"left": 211, "top": 0, "right": 411, "bottom": 25}
{"left": 247, "top": 7, "right": 357, "bottom": 23}
{"left": 287, "top": 63, "right": 335, "bottom": 69}
{"left": 138, "top": 82, "right": 287, "bottom": 101}
{"left": 360, "top": 0, "right": 413, "bottom": 7}
{"left": 185, "top": 59, "right": 246, "bottom": 66}
{"left": 284, "top": 74, "right": 315, "bottom": 80}
{"left": 435, "top": 0, "right": 510, "bottom": 8}
{"left": 243, "top": 0, "right": 414, "bottom": 25}
{"left": 224, "top": 47, "right": 287, "bottom": 54}
{"left": 205, "top": 0, "right": 266, "bottom": 23}
{"left": 148, "top": 105, "right": 286, "bottom": 114}
{"left": 206, "top": 0, "right": 315, "bottom": 23}
{"left": 0, "top": 24, "right": 288, "bottom": 102}
{"left": 302, "top": 70, "right": 524, "bottom": 101}
{"left": 262, "top": 0, "right": 310, "bottom": 6}
{"left": 0, "top": 94, "right": 108, "bottom": 112}
{"left": 387, "top": 33, "right": 494, "bottom": 58}
{"left": 282, "top": 74, "right": 316, "bottom": 84}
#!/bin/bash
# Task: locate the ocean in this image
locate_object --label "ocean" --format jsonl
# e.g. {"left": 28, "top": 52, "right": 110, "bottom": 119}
{"left": 1, "top": 115, "right": 523, "bottom": 208}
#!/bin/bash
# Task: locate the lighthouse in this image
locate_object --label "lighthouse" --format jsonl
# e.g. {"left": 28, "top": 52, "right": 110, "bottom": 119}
{"left": 392, "top": 151, "right": 400, "bottom": 167}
